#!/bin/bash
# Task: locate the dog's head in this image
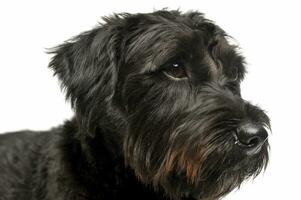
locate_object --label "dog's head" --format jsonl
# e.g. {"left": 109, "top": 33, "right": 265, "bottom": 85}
{"left": 49, "top": 10, "right": 270, "bottom": 200}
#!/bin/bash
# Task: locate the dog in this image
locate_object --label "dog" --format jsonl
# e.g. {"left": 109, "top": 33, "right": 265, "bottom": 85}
{"left": 0, "top": 10, "right": 270, "bottom": 200}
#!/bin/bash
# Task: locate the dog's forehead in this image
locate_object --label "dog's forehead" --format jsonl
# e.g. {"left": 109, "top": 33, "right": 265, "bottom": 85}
{"left": 148, "top": 31, "right": 205, "bottom": 69}
{"left": 125, "top": 20, "right": 222, "bottom": 73}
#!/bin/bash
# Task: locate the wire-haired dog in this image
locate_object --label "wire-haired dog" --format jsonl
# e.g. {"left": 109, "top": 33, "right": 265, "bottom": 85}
{"left": 0, "top": 10, "right": 270, "bottom": 200}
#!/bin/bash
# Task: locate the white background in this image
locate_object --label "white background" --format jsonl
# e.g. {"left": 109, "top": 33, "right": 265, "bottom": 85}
{"left": 0, "top": 0, "right": 300, "bottom": 199}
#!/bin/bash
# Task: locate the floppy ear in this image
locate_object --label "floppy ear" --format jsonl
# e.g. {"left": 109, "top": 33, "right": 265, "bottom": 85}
{"left": 49, "top": 19, "right": 122, "bottom": 137}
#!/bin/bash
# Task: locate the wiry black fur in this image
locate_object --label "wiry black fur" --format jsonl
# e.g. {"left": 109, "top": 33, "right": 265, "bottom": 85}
{"left": 0, "top": 10, "right": 270, "bottom": 200}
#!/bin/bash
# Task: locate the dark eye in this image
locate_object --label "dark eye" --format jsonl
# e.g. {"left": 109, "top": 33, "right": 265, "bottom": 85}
{"left": 163, "top": 63, "right": 187, "bottom": 80}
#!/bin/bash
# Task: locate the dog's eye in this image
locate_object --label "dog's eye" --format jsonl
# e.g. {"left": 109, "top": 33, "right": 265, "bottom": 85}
{"left": 163, "top": 63, "right": 187, "bottom": 80}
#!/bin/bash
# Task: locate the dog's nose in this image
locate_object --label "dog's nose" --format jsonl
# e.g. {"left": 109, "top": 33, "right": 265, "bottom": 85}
{"left": 234, "top": 123, "right": 268, "bottom": 154}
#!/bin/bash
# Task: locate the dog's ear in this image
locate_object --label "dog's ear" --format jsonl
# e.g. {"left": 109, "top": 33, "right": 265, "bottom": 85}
{"left": 49, "top": 19, "right": 123, "bottom": 137}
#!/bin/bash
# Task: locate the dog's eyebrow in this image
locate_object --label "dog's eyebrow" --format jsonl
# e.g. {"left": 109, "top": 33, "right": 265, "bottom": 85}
{"left": 142, "top": 46, "right": 184, "bottom": 73}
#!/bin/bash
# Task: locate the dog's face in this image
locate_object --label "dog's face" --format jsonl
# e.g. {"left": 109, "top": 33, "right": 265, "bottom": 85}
{"left": 49, "top": 10, "right": 270, "bottom": 200}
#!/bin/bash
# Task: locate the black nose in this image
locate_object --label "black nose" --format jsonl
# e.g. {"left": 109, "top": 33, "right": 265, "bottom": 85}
{"left": 234, "top": 123, "right": 268, "bottom": 154}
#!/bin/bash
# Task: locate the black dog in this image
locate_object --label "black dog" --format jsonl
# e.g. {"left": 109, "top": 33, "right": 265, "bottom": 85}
{"left": 0, "top": 10, "right": 270, "bottom": 200}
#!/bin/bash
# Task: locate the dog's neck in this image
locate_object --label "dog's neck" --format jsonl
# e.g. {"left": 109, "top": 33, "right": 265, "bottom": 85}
{"left": 58, "top": 118, "right": 171, "bottom": 199}
{"left": 62, "top": 118, "right": 200, "bottom": 200}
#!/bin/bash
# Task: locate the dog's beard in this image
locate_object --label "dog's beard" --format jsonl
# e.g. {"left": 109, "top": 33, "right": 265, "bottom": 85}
{"left": 123, "top": 83, "right": 269, "bottom": 200}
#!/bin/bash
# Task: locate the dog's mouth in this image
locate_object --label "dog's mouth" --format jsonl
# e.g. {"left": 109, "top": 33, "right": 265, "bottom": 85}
{"left": 124, "top": 121, "right": 270, "bottom": 199}
{"left": 124, "top": 132, "right": 269, "bottom": 200}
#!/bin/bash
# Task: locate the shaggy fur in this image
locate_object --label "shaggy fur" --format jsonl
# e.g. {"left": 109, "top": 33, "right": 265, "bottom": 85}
{"left": 0, "top": 10, "right": 270, "bottom": 200}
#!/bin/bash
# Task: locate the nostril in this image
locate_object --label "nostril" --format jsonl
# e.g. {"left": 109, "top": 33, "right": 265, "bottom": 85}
{"left": 242, "top": 135, "right": 261, "bottom": 147}
{"left": 234, "top": 131, "right": 260, "bottom": 147}
{"left": 248, "top": 137, "right": 260, "bottom": 146}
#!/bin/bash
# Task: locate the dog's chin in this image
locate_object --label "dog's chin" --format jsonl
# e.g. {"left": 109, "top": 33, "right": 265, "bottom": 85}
{"left": 134, "top": 143, "right": 269, "bottom": 200}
